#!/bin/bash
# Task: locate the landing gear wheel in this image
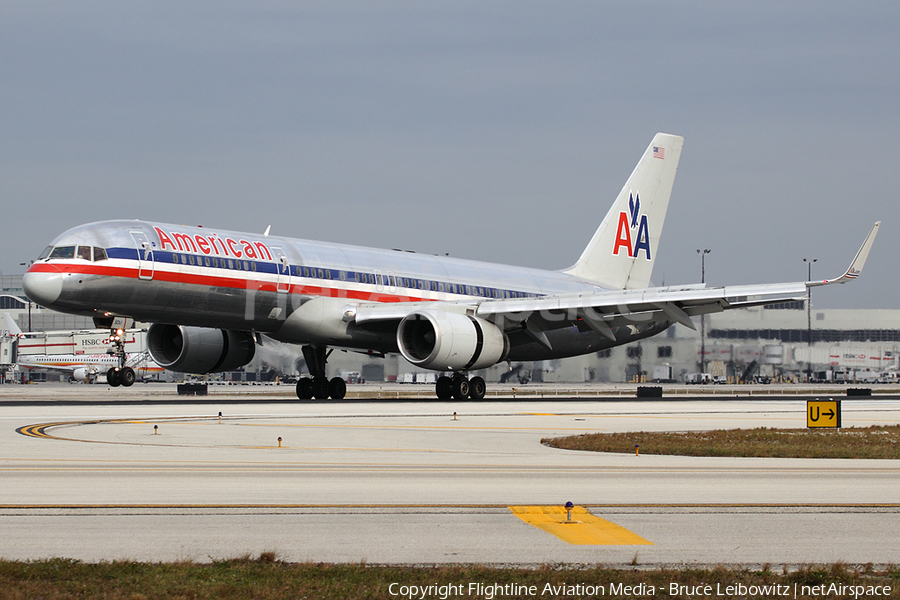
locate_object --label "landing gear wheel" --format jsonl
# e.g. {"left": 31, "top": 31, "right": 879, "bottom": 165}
{"left": 107, "top": 368, "right": 121, "bottom": 387}
{"left": 328, "top": 377, "right": 347, "bottom": 400}
{"left": 120, "top": 367, "right": 136, "bottom": 387}
{"left": 312, "top": 376, "right": 330, "bottom": 400}
{"left": 296, "top": 377, "right": 313, "bottom": 400}
{"left": 468, "top": 376, "right": 486, "bottom": 400}
{"left": 435, "top": 376, "right": 453, "bottom": 400}
{"left": 451, "top": 376, "right": 469, "bottom": 401}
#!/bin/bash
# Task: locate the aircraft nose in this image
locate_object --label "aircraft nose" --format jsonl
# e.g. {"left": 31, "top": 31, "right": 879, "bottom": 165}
{"left": 23, "top": 265, "right": 63, "bottom": 307}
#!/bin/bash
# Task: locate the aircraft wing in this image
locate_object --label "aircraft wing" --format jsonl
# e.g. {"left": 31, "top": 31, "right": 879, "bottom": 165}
{"left": 352, "top": 222, "right": 879, "bottom": 347}
{"left": 472, "top": 281, "right": 809, "bottom": 344}
{"left": 351, "top": 278, "right": 809, "bottom": 351}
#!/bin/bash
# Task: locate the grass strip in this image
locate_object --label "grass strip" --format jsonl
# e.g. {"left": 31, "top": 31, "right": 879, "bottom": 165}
{"left": 0, "top": 559, "right": 897, "bottom": 600}
{"left": 543, "top": 425, "right": 900, "bottom": 459}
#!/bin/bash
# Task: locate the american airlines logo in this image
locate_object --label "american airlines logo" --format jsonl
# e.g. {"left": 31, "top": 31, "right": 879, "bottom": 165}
{"left": 612, "top": 193, "right": 651, "bottom": 260}
{"left": 154, "top": 227, "right": 273, "bottom": 261}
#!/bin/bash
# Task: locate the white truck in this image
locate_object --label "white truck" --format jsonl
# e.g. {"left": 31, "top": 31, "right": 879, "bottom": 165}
{"left": 684, "top": 372, "right": 712, "bottom": 384}
{"left": 652, "top": 365, "right": 675, "bottom": 383}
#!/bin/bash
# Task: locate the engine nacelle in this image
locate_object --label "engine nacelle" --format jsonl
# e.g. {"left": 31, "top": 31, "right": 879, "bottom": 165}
{"left": 397, "top": 310, "right": 509, "bottom": 372}
{"left": 72, "top": 367, "right": 91, "bottom": 383}
{"left": 147, "top": 324, "right": 256, "bottom": 374}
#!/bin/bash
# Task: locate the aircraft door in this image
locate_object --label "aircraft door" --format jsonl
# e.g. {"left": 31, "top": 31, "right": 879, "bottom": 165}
{"left": 271, "top": 247, "right": 291, "bottom": 293}
{"left": 130, "top": 231, "right": 154, "bottom": 280}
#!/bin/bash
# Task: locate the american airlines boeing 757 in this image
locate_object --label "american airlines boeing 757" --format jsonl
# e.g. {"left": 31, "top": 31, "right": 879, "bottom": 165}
{"left": 23, "top": 133, "right": 880, "bottom": 400}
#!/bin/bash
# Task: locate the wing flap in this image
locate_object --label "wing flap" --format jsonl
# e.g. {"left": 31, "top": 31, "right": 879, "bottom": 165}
{"left": 474, "top": 282, "right": 809, "bottom": 318}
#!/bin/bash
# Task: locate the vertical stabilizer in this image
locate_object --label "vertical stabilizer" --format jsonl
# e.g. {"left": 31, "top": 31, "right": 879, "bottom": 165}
{"left": 563, "top": 133, "right": 683, "bottom": 289}
{"left": 2, "top": 313, "right": 23, "bottom": 337}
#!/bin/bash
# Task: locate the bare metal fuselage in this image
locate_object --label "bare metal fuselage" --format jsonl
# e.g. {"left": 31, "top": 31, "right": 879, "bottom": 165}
{"left": 22, "top": 133, "right": 877, "bottom": 393}
{"left": 25, "top": 219, "right": 669, "bottom": 362}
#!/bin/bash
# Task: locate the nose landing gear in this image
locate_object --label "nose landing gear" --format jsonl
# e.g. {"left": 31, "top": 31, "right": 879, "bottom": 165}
{"left": 106, "top": 326, "right": 135, "bottom": 387}
{"left": 106, "top": 366, "right": 135, "bottom": 387}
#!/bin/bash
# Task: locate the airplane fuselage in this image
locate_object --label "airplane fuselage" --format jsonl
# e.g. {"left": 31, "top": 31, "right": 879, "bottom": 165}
{"left": 27, "top": 134, "right": 870, "bottom": 401}
{"left": 24, "top": 220, "right": 668, "bottom": 363}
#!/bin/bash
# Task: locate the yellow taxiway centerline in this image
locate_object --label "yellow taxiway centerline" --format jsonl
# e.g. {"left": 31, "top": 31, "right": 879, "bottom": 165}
{"left": 1, "top": 503, "right": 898, "bottom": 509}
{"left": 509, "top": 505, "right": 653, "bottom": 545}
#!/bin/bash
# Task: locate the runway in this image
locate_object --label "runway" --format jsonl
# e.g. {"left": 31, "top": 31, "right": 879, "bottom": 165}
{"left": 1, "top": 384, "right": 899, "bottom": 565}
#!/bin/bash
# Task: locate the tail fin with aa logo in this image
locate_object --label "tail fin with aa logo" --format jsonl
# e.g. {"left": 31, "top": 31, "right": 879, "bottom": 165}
{"left": 562, "top": 133, "right": 683, "bottom": 289}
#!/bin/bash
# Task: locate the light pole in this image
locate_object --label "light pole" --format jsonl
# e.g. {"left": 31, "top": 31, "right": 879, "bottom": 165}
{"left": 803, "top": 257, "right": 817, "bottom": 382}
{"left": 697, "top": 249, "right": 711, "bottom": 373}
{"left": 19, "top": 262, "right": 33, "bottom": 332}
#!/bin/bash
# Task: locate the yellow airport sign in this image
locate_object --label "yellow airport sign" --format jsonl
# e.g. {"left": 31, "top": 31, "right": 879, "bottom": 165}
{"left": 807, "top": 400, "right": 841, "bottom": 428}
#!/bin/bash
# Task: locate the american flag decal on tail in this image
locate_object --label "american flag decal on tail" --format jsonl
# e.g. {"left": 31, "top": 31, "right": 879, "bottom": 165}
{"left": 653, "top": 146, "right": 665, "bottom": 159}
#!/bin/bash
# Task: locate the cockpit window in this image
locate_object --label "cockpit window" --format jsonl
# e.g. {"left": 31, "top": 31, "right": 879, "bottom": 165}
{"left": 44, "top": 245, "right": 108, "bottom": 261}
{"left": 49, "top": 246, "right": 76, "bottom": 259}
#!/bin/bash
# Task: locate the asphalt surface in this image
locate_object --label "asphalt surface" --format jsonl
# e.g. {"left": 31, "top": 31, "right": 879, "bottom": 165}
{"left": 1, "top": 383, "right": 898, "bottom": 566}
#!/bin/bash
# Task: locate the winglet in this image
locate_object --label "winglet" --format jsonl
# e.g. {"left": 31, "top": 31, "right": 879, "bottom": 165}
{"left": 809, "top": 221, "right": 880, "bottom": 287}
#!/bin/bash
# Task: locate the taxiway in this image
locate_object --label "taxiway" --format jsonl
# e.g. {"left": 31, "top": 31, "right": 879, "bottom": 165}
{"left": 1, "top": 384, "right": 898, "bottom": 566}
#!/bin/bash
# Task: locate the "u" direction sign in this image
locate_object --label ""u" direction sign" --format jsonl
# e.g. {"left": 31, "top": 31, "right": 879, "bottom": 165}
{"left": 807, "top": 400, "right": 842, "bottom": 429}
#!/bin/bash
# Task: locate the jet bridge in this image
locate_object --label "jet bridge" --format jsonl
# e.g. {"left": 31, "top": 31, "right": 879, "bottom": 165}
{"left": 1, "top": 335, "right": 16, "bottom": 380}
{"left": 1, "top": 327, "right": 18, "bottom": 383}
{"left": 16, "top": 329, "right": 147, "bottom": 357}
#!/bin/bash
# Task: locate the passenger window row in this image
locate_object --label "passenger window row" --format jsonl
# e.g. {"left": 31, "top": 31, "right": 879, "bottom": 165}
{"left": 175, "top": 253, "right": 258, "bottom": 272}
{"left": 40, "top": 244, "right": 538, "bottom": 300}
{"left": 302, "top": 267, "right": 535, "bottom": 299}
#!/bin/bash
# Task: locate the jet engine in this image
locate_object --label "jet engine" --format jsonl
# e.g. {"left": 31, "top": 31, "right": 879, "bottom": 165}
{"left": 396, "top": 310, "right": 508, "bottom": 372}
{"left": 72, "top": 367, "right": 93, "bottom": 383}
{"left": 147, "top": 324, "right": 256, "bottom": 374}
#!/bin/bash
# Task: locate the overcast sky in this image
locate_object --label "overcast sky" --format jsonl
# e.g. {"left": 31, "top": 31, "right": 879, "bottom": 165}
{"left": 2, "top": 1, "right": 896, "bottom": 309}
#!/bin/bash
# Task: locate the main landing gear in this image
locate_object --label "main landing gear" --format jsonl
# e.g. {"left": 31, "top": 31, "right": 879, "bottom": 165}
{"left": 435, "top": 374, "right": 486, "bottom": 401}
{"left": 106, "top": 366, "right": 135, "bottom": 387}
{"left": 295, "top": 344, "right": 347, "bottom": 400}
{"left": 105, "top": 327, "right": 135, "bottom": 387}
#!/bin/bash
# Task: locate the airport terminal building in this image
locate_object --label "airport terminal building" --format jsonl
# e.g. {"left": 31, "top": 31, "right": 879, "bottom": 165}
{"left": 526, "top": 302, "right": 900, "bottom": 384}
{"left": 3, "top": 273, "right": 898, "bottom": 384}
